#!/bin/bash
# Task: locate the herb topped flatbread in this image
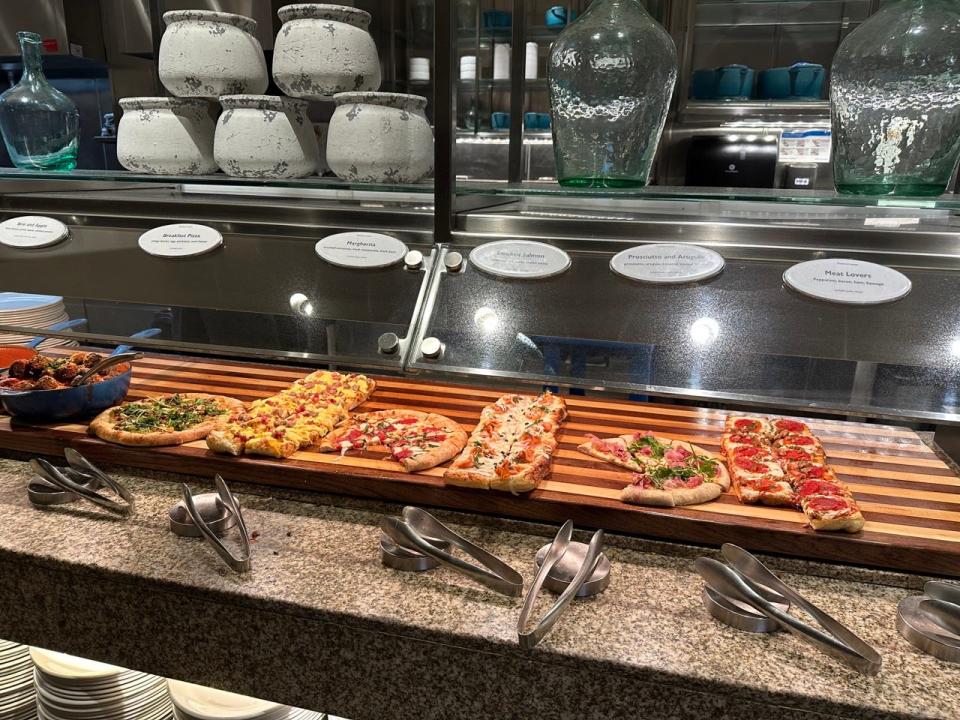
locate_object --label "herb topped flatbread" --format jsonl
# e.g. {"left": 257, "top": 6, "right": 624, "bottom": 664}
{"left": 89, "top": 393, "right": 244, "bottom": 447}
{"left": 578, "top": 433, "right": 730, "bottom": 507}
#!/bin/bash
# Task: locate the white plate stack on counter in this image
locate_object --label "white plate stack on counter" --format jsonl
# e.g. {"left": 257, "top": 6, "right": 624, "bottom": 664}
{"left": 31, "top": 648, "right": 173, "bottom": 720}
{"left": 168, "top": 679, "right": 325, "bottom": 720}
{"left": 0, "top": 293, "right": 74, "bottom": 348}
{"left": 0, "top": 640, "right": 36, "bottom": 720}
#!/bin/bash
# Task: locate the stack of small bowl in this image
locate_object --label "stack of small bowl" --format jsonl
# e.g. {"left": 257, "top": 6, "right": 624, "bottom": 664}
{"left": 31, "top": 647, "right": 172, "bottom": 720}
{"left": 167, "top": 679, "right": 325, "bottom": 720}
{"left": 118, "top": 4, "right": 433, "bottom": 183}
{"left": 0, "top": 640, "right": 36, "bottom": 720}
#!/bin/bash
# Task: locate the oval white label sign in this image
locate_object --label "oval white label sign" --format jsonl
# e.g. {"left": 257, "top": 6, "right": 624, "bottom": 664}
{"left": 315, "top": 232, "right": 408, "bottom": 269}
{"left": 0, "top": 215, "right": 68, "bottom": 248}
{"left": 469, "top": 240, "right": 571, "bottom": 280}
{"left": 139, "top": 223, "right": 223, "bottom": 258}
{"left": 783, "top": 258, "right": 912, "bottom": 305}
{"left": 610, "top": 243, "right": 725, "bottom": 284}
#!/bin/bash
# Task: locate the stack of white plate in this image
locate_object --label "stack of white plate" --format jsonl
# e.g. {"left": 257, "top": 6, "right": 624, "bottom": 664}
{"left": 31, "top": 648, "right": 173, "bottom": 720}
{"left": 0, "top": 292, "right": 74, "bottom": 348}
{"left": 409, "top": 56, "right": 430, "bottom": 82}
{"left": 0, "top": 640, "right": 36, "bottom": 720}
{"left": 168, "top": 680, "right": 325, "bottom": 720}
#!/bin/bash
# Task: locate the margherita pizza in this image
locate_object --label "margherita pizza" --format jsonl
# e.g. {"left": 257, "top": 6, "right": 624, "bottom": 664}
{"left": 319, "top": 409, "right": 468, "bottom": 472}
{"left": 444, "top": 392, "right": 567, "bottom": 494}
{"left": 578, "top": 433, "right": 730, "bottom": 507}
{"left": 89, "top": 393, "right": 244, "bottom": 447}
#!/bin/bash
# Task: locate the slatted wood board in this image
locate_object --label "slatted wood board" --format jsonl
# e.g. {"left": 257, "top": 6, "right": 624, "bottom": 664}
{"left": 2, "top": 353, "right": 960, "bottom": 576}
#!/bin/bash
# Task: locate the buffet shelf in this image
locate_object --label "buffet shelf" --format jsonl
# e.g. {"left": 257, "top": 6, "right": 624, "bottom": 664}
{"left": 0, "top": 168, "right": 435, "bottom": 196}
{"left": 4, "top": 350, "right": 960, "bottom": 577}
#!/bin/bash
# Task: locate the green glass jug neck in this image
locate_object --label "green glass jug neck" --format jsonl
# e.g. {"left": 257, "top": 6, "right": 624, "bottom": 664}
{"left": 17, "top": 32, "right": 46, "bottom": 80}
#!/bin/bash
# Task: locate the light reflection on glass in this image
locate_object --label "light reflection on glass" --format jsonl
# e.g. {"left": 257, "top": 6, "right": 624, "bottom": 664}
{"left": 473, "top": 306, "right": 500, "bottom": 333}
{"left": 690, "top": 317, "right": 720, "bottom": 346}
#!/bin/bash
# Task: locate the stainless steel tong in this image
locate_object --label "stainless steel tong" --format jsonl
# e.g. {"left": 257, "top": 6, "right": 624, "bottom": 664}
{"left": 517, "top": 521, "right": 605, "bottom": 650}
{"left": 29, "top": 449, "right": 135, "bottom": 515}
{"left": 179, "top": 475, "right": 252, "bottom": 574}
{"left": 695, "top": 544, "right": 882, "bottom": 676}
{"left": 379, "top": 506, "right": 523, "bottom": 596}
{"left": 897, "top": 581, "right": 960, "bottom": 663}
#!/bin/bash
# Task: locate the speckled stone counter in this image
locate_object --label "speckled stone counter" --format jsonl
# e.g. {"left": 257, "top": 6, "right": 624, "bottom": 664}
{"left": 1, "top": 456, "right": 959, "bottom": 720}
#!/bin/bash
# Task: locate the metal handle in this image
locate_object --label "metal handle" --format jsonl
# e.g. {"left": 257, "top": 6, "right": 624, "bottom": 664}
{"left": 31, "top": 455, "right": 134, "bottom": 516}
{"left": 71, "top": 351, "right": 142, "bottom": 386}
{"left": 917, "top": 598, "right": 960, "bottom": 637}
{"left": 380, "top": 509, "right": 523, "bottom": 597}
{"left": 180, "top": 475, "right": 251, "bottom": 574}
{"left": 518, "top": 523, "right": 603, "bottom": 650}
{"left": 695, "top": 558, "right": 881, "bottom": 676}
{"left": 720, "top": 544, "right": 882, "bottom": 674}
{"left": 25, "top": 318, "right": 88, "bottom": 349}
{"left": 112, "top": 327, "right": 162, "bottom": 356}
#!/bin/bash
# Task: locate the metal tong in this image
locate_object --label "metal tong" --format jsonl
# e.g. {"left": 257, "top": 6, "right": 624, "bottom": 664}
{"left": 695, "top": 544, "right": 882, "bottom": 676}
{"left": 896, "top": 581, "right": 960, "bottom": 663}
{"left": 517, "top": 521, "right": 605, "bottom": 650}
{"left": 380, "top": 506, "right": 523, "bottom": 596}
{"left": 29, "top": 449, "right": 135, "bottom": 515}
{"left": 179, "top": 475, "right": 252, "bottom": 574}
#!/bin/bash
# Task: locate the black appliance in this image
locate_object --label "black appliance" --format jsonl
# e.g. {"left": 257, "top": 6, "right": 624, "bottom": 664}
{"left": 686, "top": 135, "right": 779, "bottom": 188}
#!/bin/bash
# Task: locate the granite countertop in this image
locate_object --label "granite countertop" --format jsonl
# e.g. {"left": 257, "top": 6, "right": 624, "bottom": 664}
{"left": 1, "top": 455, "right": 959, "bottom": 720}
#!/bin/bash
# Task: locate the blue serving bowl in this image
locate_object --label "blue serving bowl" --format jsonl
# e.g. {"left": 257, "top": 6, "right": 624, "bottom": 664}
{"left": 690, "top": 65, "right": 754, "bottom": 100}
{"left": 491, "top": 111, "right": 510, "bottom": 130}
{"left": 1, "top": 366, "right": 132, "bottom": 422}
{"left": 483, "top": 10, "right": 511, "bottom": 28}
{"left": 758, "top": 62, "right": 825, "bottom": 100}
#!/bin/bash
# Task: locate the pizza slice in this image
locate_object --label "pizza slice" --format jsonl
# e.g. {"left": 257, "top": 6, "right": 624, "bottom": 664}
{"left": 721, "top": 431, "right": 771, "bottom": 457}
{"left": 728, "top": 454, "right": 795, "bottom": 506}
{"left": 621, "top": 468, "right": 723, "bottom": 507}
{"left": 774, "top": 433, "right": 824, "bottom": 457}
{"left": 801, "top": 494, "right": 865, "bottom": 532}
{"left": 724, "top": 415, "right": 773, "bottom": 437}
{"left": 769, "top": 418, "right": 814, "bottom": 439}
{"left": 444, "top": 392, "right": 567, "bottom": 493}
{"left": 318, "top": 409, "right": 468, "bottom": 472}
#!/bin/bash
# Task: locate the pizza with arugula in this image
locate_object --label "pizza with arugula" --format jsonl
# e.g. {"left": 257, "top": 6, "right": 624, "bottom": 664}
{"left": 578, "top": 432, "right": 730, "bottom": 507}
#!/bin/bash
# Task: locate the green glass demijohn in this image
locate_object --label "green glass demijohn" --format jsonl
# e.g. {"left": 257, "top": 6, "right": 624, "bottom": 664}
{"left": 548, "top": 0, "right": 677, "bottom": 188}
{"left": 831, "top": 0, "right": 960, "bottom": 196}
{"left": 0, "top": 31, "right": 80, "bottom": 171}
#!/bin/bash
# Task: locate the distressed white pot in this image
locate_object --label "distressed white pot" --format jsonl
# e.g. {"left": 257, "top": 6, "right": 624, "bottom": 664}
{"left": 273, "top": 4, "right": 381, "bottom": 100}
{"left": 117, "top": 97, "right": 218, "bottom": 175}
{"left": 327, "top": 92, "right": 434, "bottom": 184}
{"left": 214, "top": 95, "right": 318, "bottom": 178}
{"left": 159, "top": 11, "right": 268, "bottom": 99}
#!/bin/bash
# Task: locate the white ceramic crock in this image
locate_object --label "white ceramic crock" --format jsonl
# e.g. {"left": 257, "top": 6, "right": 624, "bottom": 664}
{"left": 273, "top": 4, "right": 382, "bottom": 100}
{"left": 117, "top": 97, "right": 218, "bottom": 175}
{"left": 159, "top": 11, "right": 269, "bottom": 99}
{"left": 327, "top": 92, "right": 434, "bottom": 184}
{"left": 214, "top": 95, "right": 318, "bottom": 178}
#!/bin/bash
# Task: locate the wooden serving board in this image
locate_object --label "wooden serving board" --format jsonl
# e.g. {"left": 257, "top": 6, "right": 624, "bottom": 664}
{"left": 3, "top": 353, "right": 960, "bottom": 577}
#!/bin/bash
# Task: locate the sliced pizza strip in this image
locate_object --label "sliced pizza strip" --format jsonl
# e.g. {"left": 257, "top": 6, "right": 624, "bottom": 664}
{"left": 801, "top": 494, "right": 865, "bottom": 533}
{"left": 729, "top": 455, "right": 794, "bottom": 506}
{"left": 774, "top": 433, "right": 825, "bottom": 457}
{"left": 724, "top": 415, "right": 773, "bottom": 437}
{"left": 769, "top": 418, "right": 814, "bottom": 439}
{"left": 620, "top": 469, "right": 724, "bottom": 507}
{"left": 721, "top": 431, "right": 772, "bottom": 457}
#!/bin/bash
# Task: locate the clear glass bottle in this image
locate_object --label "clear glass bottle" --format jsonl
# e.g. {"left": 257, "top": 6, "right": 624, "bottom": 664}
{"left": 548, "top": 0, "right": 677, "bottom": 188}
{"left": 831, "top": 0, "right": 960, "bottom": 196}
{"left": 0, "top": 32, "right": 79, "bottom": 171}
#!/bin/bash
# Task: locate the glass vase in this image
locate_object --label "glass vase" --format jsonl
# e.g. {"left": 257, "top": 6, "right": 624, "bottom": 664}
{"left": 831, "top": 0, "right": 960, "bottom": 196}
{"left": 0, "top": 31, "right": 79, "bottom": 171}
{"left": 547, "top": 0, "right": 677, "bottom": 188}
